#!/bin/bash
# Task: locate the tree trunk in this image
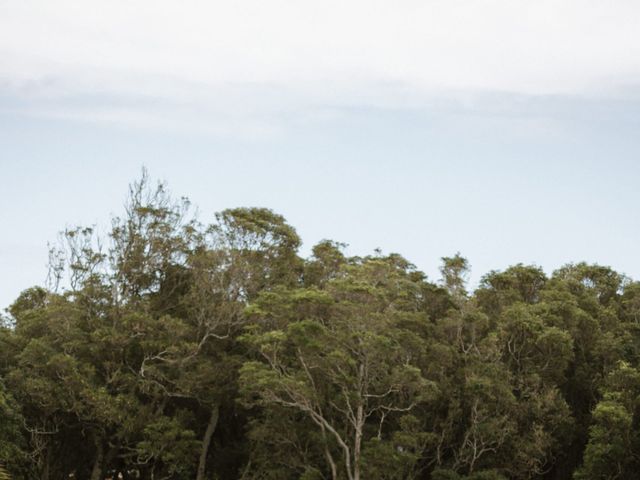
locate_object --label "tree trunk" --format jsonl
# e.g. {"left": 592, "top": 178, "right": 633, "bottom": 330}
{"left": 353, "top": 363, "right": 365, "bottom": 480}
{"left": 324, "top": 444, "right": 338, "bottom": 480}
{"left": 90, "top": 440, "right": 105, "bottom": 480}
{"left": 353, "top": 403, "right": 364, "bottom": 480}
{"left": 40, "top": 447, "right": 50, "bottom": 480}
{"left": 196, "top": 405, "right": 220, "bottom": 480}
{"left": 321, "top": 426, "right": 338, "bottom": 480}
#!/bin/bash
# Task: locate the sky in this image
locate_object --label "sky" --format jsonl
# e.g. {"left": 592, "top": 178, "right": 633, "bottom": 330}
{"left": 1, "top": 0, "right": 640, "bottom": 311}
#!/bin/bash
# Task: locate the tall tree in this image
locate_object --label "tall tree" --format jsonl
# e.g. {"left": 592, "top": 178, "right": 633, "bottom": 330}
{"left": 241, "top": 255, "right": 435, "bottom": 480}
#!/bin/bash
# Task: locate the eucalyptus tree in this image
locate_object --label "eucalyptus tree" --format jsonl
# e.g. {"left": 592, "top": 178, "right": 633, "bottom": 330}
{"left": 4, "top": 171, "right": 640, "bottom": 479}
{"left": 240, "top": 253, "right": 436, "bottom": 480}
{"left": 574, "top": 361, "right": 640, "bottom": 479}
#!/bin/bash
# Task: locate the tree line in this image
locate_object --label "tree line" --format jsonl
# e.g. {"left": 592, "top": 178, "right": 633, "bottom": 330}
{"left": 2, "top": 172, "right": 640, "bottom": 479}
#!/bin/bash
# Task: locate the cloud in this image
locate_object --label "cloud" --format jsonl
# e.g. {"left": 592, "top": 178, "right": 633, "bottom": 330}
{"left": 2, "top": 0, "right": 640, "bottom": 134}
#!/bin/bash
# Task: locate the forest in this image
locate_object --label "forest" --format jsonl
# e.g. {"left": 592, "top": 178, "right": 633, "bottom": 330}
{"left": 1, "top": 173, "right": 640, "bottom": 480}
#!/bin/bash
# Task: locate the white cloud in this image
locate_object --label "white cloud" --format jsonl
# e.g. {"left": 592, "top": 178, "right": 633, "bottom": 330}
{"left": 2, "top": 0, "right": 640, "bottom": 133}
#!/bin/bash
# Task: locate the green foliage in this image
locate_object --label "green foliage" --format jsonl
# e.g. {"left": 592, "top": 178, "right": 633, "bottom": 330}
{"left": 440, "top": 253, "right": 470, "bottom": 302}
{"left": 573, "top": 362, "right": 640, "bottom": 479}
{"left": 0, "top": 382, "right": 29, "bottom": 478}
{"left": 4, "top": 172, "right": 640, "bottom": 479}
{"left": 240, "top": 258, "right": 437, "bottom": 479}
{"left": 136, "top": 415, "right": 200, "bottom": 478}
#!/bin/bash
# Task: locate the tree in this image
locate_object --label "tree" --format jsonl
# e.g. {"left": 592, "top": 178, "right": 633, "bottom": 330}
{"left": 0, "top": 379, "right": 29, "bottom": 479}
{"left": 440, "top": 253, "right": 470, "bottom": 304}
{"left": 574, "top": 362, "right": 640, "bottom": 480}
{"left": 5, "top": 171, "right": 640, "bottom": 479}
{"left": 240, "top": 256, "right": 436, "bottom": 480}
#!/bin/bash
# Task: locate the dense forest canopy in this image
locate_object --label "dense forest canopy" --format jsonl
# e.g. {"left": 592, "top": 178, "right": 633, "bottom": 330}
{"left": 2, "top": 173, "right": 640, "bottom": 480}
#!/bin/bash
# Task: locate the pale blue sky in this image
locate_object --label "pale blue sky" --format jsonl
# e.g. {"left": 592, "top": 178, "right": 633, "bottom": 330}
{"left": 2, "top": 1, "right": 640, "bottom": 310}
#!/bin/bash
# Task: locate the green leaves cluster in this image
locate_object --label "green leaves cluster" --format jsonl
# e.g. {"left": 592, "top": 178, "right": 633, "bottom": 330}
{"left": 2, "top": 173, "right": 640, "bottom": 479}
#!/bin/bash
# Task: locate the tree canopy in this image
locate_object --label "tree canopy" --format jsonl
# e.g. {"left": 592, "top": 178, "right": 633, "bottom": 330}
{"left": 1, "top": 173, "right": 639, "bottom": 479}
